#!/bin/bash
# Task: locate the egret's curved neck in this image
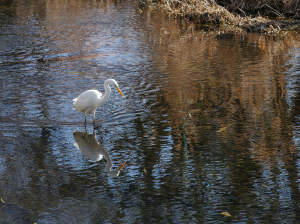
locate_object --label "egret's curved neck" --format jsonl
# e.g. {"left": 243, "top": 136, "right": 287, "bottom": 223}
{"left": 102, "top": 80, "right": 112, "bottom": 102}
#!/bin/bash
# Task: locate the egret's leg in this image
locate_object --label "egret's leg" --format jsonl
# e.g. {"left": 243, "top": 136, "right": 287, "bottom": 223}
{"left": 93, "top": 111, "right": 96, "bottom": 127}
{"left": 84, "top": 114, "right": 87, "bottom": 127}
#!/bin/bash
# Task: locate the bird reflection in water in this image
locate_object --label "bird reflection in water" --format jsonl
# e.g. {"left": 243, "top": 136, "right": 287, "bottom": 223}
{"left": 73, "top": 131, "right": 126, "bottom": 177}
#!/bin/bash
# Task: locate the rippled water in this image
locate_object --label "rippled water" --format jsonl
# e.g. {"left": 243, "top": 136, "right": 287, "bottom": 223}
{"left": 1, "top": 0, "right": 300, "bottom": 223}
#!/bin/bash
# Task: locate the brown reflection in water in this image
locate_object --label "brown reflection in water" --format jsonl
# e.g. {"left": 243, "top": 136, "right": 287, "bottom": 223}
{"left": 144, "top": 13, "right": 300, "bottom": 165}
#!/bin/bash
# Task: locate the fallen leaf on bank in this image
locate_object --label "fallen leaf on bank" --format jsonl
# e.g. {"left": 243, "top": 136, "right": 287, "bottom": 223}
{"left": 221, "top": 212, "right": 232, "bottom": 217}
{"left": 144, "top": 167, "right": 147, "bottom": 174}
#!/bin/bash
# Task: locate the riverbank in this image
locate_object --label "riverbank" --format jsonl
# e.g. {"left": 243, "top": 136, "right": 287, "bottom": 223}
{"left": 139, "top": 0, "right": 300, "bottom": 33}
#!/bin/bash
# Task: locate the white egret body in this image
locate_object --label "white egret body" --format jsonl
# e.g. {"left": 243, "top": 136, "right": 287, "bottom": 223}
{"left": 73, "top": 79, "right": 125, "bottom": 126}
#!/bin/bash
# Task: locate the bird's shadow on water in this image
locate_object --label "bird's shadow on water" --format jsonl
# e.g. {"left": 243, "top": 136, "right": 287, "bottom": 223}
{"left": 73, "top": 130, "right": 125, "bottom": 177}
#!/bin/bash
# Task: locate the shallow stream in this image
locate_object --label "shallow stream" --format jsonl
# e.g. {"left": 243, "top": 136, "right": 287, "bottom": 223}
{"left": 1, "top": 0, "right": 300, "bottom": 223}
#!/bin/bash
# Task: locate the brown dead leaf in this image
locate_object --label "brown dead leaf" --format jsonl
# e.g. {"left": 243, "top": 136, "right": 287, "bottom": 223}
{"left": 221, "top": 212, "right": 232, "bottom": 217}
{"left": 217, "top": 123, "right": 235, "bottom": 133}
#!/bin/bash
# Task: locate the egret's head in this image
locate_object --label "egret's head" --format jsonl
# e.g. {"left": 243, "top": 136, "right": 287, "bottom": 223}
{"left": 106, "top": 79, "right": 125, "bottom": 98}
{"left": 106, "top": 79, "right": 118, "bottom": 87}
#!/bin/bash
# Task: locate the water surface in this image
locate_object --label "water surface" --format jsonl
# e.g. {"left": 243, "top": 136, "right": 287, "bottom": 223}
{"left": 1, "top": 0, "right": 300, "bottom": 223}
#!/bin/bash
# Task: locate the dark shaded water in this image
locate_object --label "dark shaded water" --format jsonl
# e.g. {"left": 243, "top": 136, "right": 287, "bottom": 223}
{"left": 1, "top": 0, "right": 300, "bottom": 223}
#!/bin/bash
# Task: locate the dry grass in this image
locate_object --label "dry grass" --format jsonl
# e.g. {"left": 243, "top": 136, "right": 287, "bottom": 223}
{"left": 144, "top": 0, "right": 300, "bottom": 32}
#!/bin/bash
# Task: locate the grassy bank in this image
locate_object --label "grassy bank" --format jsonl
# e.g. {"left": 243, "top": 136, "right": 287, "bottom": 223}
{"left": 140, "top": 0, "right": 300, "bottom": 32}
{"left": 219, "top": 0, "right": 299, "bottom": 18}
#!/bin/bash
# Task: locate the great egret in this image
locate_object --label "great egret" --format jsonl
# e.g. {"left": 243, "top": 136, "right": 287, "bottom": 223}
{"left": 72, "top": 79, "right": 125, "bottom": 126}
{"left": 73, "top": 131, "right": 126, "bottom": 177}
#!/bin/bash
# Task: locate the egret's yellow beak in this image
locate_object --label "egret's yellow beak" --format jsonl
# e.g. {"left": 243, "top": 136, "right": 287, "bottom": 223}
{"left": 115, "top": 86, "right": 125, "bottom": 98}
